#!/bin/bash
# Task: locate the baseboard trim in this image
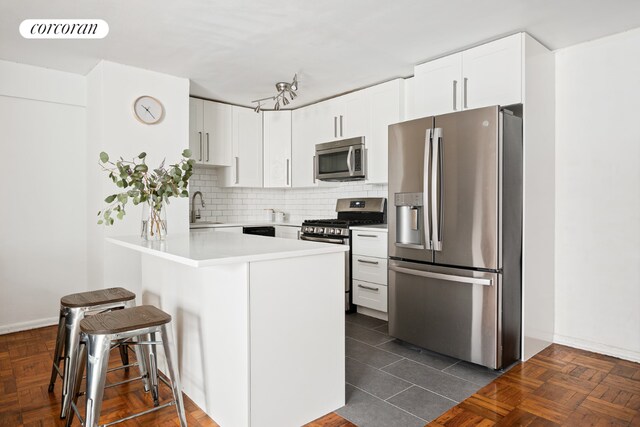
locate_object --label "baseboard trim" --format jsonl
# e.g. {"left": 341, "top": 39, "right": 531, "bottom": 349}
{"left": 0, "top": 317, "right": 58, "bottom": 335}
{"left": 356, "top": 306, "right": 388, "bottom": 321}
{"left": 554, "top": 333, "right": 640, "bottom": 363}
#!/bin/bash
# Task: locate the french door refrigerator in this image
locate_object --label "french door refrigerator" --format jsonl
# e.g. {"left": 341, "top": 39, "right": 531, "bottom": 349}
{"left": 388, "top": 106, "right": 522, "bottom": 369}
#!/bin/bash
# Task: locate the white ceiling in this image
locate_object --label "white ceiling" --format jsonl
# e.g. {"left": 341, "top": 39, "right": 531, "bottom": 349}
{"left": 1, "top": 0, "right": 640, "bottom": 108}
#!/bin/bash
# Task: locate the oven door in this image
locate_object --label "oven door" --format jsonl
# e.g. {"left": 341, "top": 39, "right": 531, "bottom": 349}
{"left": 315, "top": 144, "right": 366, "bottom": 181}
{"left": 300, "top": 234, "right": 351, "bottom": 311}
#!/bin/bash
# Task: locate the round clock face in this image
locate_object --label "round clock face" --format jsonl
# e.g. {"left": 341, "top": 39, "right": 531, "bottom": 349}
{"left": 133, "top": 96, "right": 164, "bottom": 124}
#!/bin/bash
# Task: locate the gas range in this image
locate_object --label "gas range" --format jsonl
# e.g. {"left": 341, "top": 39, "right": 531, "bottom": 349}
{"left": 300, "top": 197, "right": 387, "bottom": 312}
{"left": 301, "top": 198, "right": 387, "bottom": 238}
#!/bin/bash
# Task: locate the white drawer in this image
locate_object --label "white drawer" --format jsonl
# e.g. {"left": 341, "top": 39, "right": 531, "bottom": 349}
{"left": 353, "top": 255, "right": 387, "bottom": 285}
{"left": 352, "top": 231, "right": 387, "bottom": 258}
{"left": 353, "top": 280, "right": 387, "bottom": 313}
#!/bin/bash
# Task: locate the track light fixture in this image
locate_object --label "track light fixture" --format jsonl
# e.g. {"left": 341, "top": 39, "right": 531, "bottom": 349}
{"left": 252, "top": 74, "right": 299, "bottom": 113}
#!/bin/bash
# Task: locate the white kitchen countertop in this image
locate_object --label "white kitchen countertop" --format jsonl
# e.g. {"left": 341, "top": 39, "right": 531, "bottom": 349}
{"left": 189, "top": 220, "right": 302, "bottom": 229}
{"left": 350, "top": 224, "right": 388, "bottom": 232}
{"left": 107, "top": 231, "right": 348, "bottom": 267}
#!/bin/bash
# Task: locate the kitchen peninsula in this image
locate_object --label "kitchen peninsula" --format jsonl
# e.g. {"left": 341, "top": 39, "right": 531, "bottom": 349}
{"left": 107, "top": 231, "right": 348, "bottom": 427}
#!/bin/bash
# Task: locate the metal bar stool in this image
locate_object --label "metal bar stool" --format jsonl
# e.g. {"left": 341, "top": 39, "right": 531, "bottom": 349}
{"left": 48, "top": 287, "right": 149, "bottom": 419}
{"left": 66, "top": 305, "right": 187, "bottom": 427}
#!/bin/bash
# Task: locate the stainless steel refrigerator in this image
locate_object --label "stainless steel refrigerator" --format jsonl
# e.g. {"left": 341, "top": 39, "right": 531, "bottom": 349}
{"left": 388, "top": 106, "right": 522, "bottom": 370}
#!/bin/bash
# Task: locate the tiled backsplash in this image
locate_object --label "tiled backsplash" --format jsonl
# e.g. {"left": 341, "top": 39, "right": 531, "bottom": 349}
{"left": 189, "top": 166, "right": 388, "bottom": 223}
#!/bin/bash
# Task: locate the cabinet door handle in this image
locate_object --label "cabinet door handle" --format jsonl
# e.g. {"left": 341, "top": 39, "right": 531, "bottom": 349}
{"left": 334, "top": 116, "right": 337, "bottom": 138}
{"left": 357, "top": 284, "right": 379, "bottom": 292}
{"left": 339, "top": 115, "right": 343, "bottom": 137}
{"left": 463, "top": 77, "right": 468, "bottom": 109}
{"left": 452, "top": 80, "right": 458, "bottom": 111}
{"left": 198, "top": 131, "right": 203, "bottom": 161}
{"left": 357, "top": 259, "right": 379, "bottom": 265}
{"left": 357, "top": 234, "right": 378, "bottom": 238}
{"left": 286, "top": 159, "right": 290, "bottom": 186}
{"left": 206, "top": 132, "right": 210, "bottom": 162}
{"left": 313, "top": 155, "right": 316, "bottom": 184}
{"left": 235, "top": 156, "right": 239, "bottom": 184}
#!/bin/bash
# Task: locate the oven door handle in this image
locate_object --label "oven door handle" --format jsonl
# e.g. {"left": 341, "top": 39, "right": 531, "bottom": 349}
{"left": 300, "top": 235, "right": 348, "bottom": 245}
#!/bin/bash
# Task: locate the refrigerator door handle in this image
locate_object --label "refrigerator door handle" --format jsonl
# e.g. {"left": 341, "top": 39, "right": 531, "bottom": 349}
{"left": 424, "top": 129, "right": 432, "bottom": 249}
{"left": 431, "top": 128, "right": 443, "bottom": 251}
{"left": 389, "top": 265, "right": 492, "bottom": 286}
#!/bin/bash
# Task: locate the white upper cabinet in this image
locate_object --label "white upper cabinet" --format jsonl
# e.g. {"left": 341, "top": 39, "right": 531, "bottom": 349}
{"left": 411, "top": 33, "right": 523, "bottom": 118}
{"left": 366, "top": 79, "right": 404, "bottom": 183}
{"left": 189, "top": 97, "right": 233, "bottom": 166}
{"left": 263, "top": 111, "right": 292, "bottom": 188}
{"left": 462, "top": 34, "right": 522, "bottom": 109}
{"left": 221, "top": 106, "right": 263, "bottom": 187}
{"left": 341, "top": 91, "right": 369, "bottom": 139}
{"left": 292, "top": 104, "right": 319, "bottom": 188}
{"left": 189, "top": 97, "right": 205, "bottom": 162}
{"left": 412, "top": 53, "right": 463, "bottom": 119}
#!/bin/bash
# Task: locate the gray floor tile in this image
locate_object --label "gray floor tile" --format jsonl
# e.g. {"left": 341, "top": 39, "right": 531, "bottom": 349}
{"left": 443, "top": 361, "right": 501, "bottom": 386}
{"left": 346, "top": 313, "right": 388, "bottom": 330}
{"left": 377, "top": 339, "right": 459, "bottom": 370}
{"left": 346, "top": 322, "right": 393, "bottom": 346}
{"left": 382, "top": 359, "right": 478, "bottom": 402}
{"left": 374, "top": 323, "right": 389, "bottom": 334}
{"left": 346, "top": 338, "right": 403, "bottom": 369}
{"left": 336, "top": 384, "right": 426, "bottom": 427}
{"left": 346, "top": 357, "right": 412, "bottom": 400}
{"left": 387, "top": 386, "right": 457, "bottom": 422}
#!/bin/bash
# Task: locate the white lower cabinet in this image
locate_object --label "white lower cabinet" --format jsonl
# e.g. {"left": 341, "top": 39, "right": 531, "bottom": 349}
{"left": 275, "top": 226, "right": 300, "bottom": 239}
{"left": 214, "top": 226, "right": 243, "bottom": 233}
{"left": 353, "top": 255, "right": 387, "bottom": 284}
{"left": 353, "top": 280, "right": 388, "bottom": 313}
{"left": 352, "top": 228, "right": 388, "bottom": 314}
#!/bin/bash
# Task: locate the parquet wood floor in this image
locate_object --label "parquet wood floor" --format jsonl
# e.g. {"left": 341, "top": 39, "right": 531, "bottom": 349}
{"left": 1, "top": 325, "right": 638, "bottom": 426}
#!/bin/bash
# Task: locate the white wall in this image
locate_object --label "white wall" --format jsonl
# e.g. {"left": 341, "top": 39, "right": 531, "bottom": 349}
{"left": 555, "top": 29, "right": 640, "bottom": 362}
{"left": 0, "top": 60, "right": 87, "bottom": 332}
{"left": 86, "top": 61, "right": 190, "bottom": 299}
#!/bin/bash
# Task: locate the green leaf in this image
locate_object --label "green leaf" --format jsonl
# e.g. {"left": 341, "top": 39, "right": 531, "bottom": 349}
{"left": 97, "top": 219, "right": 103, "bottom": 225}
{"left": 104, "top": 195, "right": 116, "bottom": 203}
{"left": 118, "top": 194, "right": 128, "bottom": 204}
{"left": 182, "top": 149, "right": 192, "bottom": 158}
{"left": 97, "top": 211, "right": 101, "bottom": 216}
{"left": 117, "top": 211, "right": 124, "bottom": 220}
{"left": 99, "top": 152, "right": 109, "bottom": 163}
{"left": 138, "top": 152, "right": 147, "bottom": 159}
{"left": 135, "top": 164, "right": 149, "bottom": 173}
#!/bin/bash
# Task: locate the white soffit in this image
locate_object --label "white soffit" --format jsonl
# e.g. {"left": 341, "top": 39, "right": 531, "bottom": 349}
{"left": 1, "top": 0, "right": 639, "bottom": 107}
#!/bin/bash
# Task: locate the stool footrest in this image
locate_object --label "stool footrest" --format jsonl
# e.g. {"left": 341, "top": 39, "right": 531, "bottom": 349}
{"left": 102, "top": 401, "right": 175, "bottom": 427}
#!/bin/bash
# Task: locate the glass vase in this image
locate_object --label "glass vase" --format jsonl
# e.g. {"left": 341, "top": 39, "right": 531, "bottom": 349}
{"left": 141, "top": 202, "right": 167, "bottom": 241}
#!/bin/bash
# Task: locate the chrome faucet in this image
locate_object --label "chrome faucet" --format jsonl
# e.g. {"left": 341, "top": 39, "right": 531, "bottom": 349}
{"left": 191, "top": 191, "right": 205, "bottom": 223}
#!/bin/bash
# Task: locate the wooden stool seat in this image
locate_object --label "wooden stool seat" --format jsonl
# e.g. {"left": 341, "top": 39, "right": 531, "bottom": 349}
{"left": 60, "top": 287, "right": 135, "bottom": 308}
{"left": 80, "top": 305, "right": 172, "bottom": 335}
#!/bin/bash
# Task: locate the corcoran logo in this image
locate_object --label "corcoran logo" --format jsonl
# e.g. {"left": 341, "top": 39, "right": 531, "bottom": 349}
{"left": 19, "top": 19, "right": 109, "bottom": 39}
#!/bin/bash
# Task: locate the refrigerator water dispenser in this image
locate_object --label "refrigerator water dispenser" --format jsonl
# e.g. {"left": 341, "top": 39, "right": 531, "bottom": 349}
{"left": 394, "top": 192, "right": 424, "bottom": 249}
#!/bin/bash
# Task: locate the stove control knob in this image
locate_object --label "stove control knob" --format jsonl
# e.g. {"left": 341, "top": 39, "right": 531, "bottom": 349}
{"left": 315, "top": 227, "right": 324, "bottom": 234}
{"left": 329, "top": 228, "right": 335, "bottom": 234}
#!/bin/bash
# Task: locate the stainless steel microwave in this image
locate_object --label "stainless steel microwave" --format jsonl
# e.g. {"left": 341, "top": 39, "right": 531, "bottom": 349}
{"left": 315, "top": 137, "right": 366, "bottom": 181}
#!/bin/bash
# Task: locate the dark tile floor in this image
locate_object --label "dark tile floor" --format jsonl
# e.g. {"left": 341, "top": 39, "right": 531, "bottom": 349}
{"left": 337, "top": 313, "right": 504, "bottom": 427}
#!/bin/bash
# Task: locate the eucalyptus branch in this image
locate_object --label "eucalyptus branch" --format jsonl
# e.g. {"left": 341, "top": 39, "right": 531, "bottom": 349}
{"left": 98, "top": 149, "right": 194, "bottom": 226}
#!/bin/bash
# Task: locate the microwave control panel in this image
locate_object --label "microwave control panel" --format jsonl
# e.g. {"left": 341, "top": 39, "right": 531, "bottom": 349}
{"left": 354, "top": 148, "right": 362, "bottom": 171}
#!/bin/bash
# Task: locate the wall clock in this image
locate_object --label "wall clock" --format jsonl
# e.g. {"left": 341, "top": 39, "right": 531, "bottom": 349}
{"left": 133, "top": 96, "right": 164, "bottom": 125}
